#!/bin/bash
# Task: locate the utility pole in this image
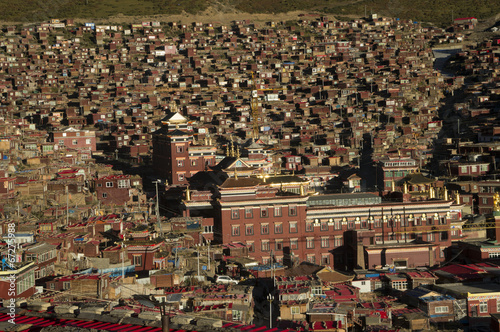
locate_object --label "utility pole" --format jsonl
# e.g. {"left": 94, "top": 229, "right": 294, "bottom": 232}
{"left": 207, "top": 240, "right": 211, "bottom": 271}
{"left": 65, "top": 185, "right": 69, "bottom": 226}
{"left": 153, "top": 180, "right": 161, "bottom": 236}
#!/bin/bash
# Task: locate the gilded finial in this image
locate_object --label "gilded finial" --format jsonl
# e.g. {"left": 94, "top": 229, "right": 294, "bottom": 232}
{"left": 234, "top": 167, "right": 238, "bottom": 180}
{"left": 236, "top": 145, "right": 240, "bottom": 158}
{"left": 444, "top": 187, "right": 449, "bottom": 201}
{"left": 494, "top": 192, "right": 500, "bottom": 211}
{"left": 403, "top": 182, "right": 408, "bottom": 194}
{"left": 231, "top": 141, "right": 235, "bottom": 158}
{"left": 300, "top": 183, "right": 305, "bottom": 196}
{"left": 185, "top": 186, "right": 191, "bottom": 201}
{"left": 455, "top": 191, "right": 460, "bottom": 205}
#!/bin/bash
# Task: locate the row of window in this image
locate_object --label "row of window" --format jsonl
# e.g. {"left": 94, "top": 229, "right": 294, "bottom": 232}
{"left": 230, "top": 219, "right": 448, "bottom": 236}
{"left": 259, "top": 253, "right": 330, "bottom": 266}
{"left": 231, "top": 205, "right": 298, "bottom": 219}
{"left": 58, "top": 138, "right": 93, "bottom": 146}
{"left": 248, "top": 237, "right": 344, "bottom": 252}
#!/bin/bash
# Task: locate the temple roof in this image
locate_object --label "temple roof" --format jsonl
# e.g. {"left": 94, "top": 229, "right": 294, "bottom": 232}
{"left": 405, "top": 172, "right": 436, "bottom": 185}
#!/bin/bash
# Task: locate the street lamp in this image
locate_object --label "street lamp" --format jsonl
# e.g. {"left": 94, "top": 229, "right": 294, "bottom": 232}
{"left": 267, "top": 293, "right": 274, "bottom": 328}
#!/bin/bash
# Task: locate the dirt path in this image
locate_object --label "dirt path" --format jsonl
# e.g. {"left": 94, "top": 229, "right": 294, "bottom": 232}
{"left": 69, "top": 6, "right": 340, "bottom": 26}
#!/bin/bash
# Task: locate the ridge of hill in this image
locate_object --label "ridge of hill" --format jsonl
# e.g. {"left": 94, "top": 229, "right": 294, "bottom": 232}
{"left": 0, "top": 0, "right": 499, "bottom": 28}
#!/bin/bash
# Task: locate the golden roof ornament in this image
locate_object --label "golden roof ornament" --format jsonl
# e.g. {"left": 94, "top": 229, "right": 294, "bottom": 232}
{"left": 455, "top": 191, "right": 460, "bottom": 205}
{"left": 185, "top": 186, "right": 191, "bottom": 201}
{"left": 494, "top": 192, "right": 500, "bottom": 212}
{"left": 443, "top": 187, "right": 449, "bottom": 201}
{"left": 300, "top": 183, "right": 305, "bottom": 196}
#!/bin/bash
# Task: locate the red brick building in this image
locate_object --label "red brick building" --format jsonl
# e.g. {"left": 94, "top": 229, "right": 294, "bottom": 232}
{"left": 0, "top": 262, "right": 36, "bottom": 300}
{"left": 23, "top": 242, "right": 58, "bottom": 280}
{"left": 183, "top": 178, "right": 462, "bottom": 269}
{"left": 152, "top": 112, "right": 216, "bottom": 185}
{"left": 93, "top": 174, "right": 142, "bottom": 205}
{"left": 49, "top": 127, "right": 97, "bottom": 152}
{"left": 126, "top": 243, "right": 162, "bottom": 272}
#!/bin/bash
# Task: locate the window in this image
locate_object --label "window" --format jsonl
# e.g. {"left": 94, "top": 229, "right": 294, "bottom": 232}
{"left": 321, "top": 254, "right": 330, "bottom": 265}
{"left": 58, "top": 140, "right": 64, "bottom": 146}
{"left": 334, "top": 219, "right": 341, "bottom": 230}
{"left": 374, "top": 219, "right": 382, "bottom": 228}
{"left": 86, "top": 138, "right": 91, "bottom": 144}
{"left": 305, "top": 222, "right": 313, "bottom": 232}
{"left": 274, "top": 223, "right": 283, "bottom": 234}
{"left": 348, "top": 221, "right": 355, "bottom": 230}
{"left": 245, "top": 224, "right": 254, "bottom": 236}
{"left": 176, "top": 146, "right": 184, "bottom": 153}
{"left": 435, "top": 306, "right": 449, "bottom": 313}
{"left": 480, "top": 302, "right": 488, "bottom": 313}
{"left": 483, "top": 198, "right": 489, "bottom": 205}
{"left": 289, "top": 205, "right": 297, "bottom": 216}
{"left": 232, "top": 225, "right": 240, "bottom": 236}
{"left": 289, "top": 221, "right": 297, "bottom": 233}
{"left": 178, "top": 173, "right": 185, "bottom": 182}
{"left": 274, "top": 206, "right": 282, "bottom": 217}
{"left": 102, "top": 193, "right": 107, "bottom": 198}
{"left": 133, "top": 255, "right": 142, "bottom": 266}
{"left": 190, "top": 159, "right": 197, "bottom": 167}
{"left": 392, "top": 280, "right": 407, "bottom": 290}
{"left": 233, "top": 310, "right": 242, "bottom": 321}
{"left": 118, "top": 179, "right": 129, "bottom": 188}
{"left": 260, "top": 207, "right": 268, "bottom": 218}
{"left": 489, "top": 252, "right": 500, "bottom": 258}
{"left": 290, "top": 238, "right": 298, "bottom": 250}
{"left": 247, "top": 241, "right": 255, "bottom": 252}
{"left": 334, "top": 237, "right": 343, "bottom": 247}
{"left": 307, "top": 254, "right": 315, "bottom": 264}
{"left": 177, "top": 159, "right": 184, "bottom": 167}
{"left": 427, "top": 232, "right": 434, "bottom": 242}
{"left": 245, "top": 207, "right": 253, "bottom": 219}
{"left": 72, "top": 139, "right": 78, "bottom": 145}
{"left": 320, "top": 221, "right": 328, "bottom": 231}
{"left": 50, "top": 283, "right": 55, "bottom": 290}
{"left": 261, "top": 224, "right": 269, "bottom": 235}
{"left": 291, "top": 307, "right": 300, "bottom": 315}
{"left": 63, "top": 281, "right": 70, "bottom": 290}
{"left": 497, "top": 299, "right": 500, "bottom": 312}
{"left": 275, "top": 240, "right": 283, "bottom": 251}
{"left": 321, "top": 237, "right": 329, "bottom": 248}
{"left": 440, "top": 231, "right": 449, "bottom": 241}
{"left": 261, "top": 240, "right": 270, "bottom": 252}
{"left": 306, "top": 237, "right": 315, "bottom": 249}
{"left": 231, "top": 209, "right": 240, "bottom": 219}
{"left": 426, "top": 218, "right": 433, "bottom": 226}
{"left": 204, "top": 225, "right": 213, "bottom": 233}
{"left": 105, "top": 182, "right": 113, "bottom": 187}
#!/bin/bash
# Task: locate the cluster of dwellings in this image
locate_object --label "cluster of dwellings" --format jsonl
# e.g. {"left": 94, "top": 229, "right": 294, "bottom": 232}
{"left": 0, "top": 10, "right": 498, "bottom": 332}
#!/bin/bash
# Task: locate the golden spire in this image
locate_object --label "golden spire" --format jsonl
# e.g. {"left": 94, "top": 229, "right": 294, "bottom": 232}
{"left": 236, "top": 145, "right": 240, "bottom": 158}
{"left": 185, "top": 186, "right": 191, "bottom": 201}
{"left": 300, "top": 183, "right": 305, "bottom": 196}
{"left": 494, "top": 192, "right": 500, "bottom": 211}
{"left": 443, "top": 187, "right": 449, "bottom": 201}
{"left": 455, "top": 191, "right": 460, "bottom": 205}
{"left": 234, "top": 167, "right": 238, "bottom": 180}
{"left": 391, "top": 180, "right": 395, "bottom": 192}
{"left": 231, "top": 141, "right": 235, "bottom": 157}
{"left": 403, "top": 182, "right": 408, "bottom": 194}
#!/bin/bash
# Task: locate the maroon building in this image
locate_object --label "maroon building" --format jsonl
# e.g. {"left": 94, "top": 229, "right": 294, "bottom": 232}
{"left": 49, "top": 127, "right": 97, "bottom": 152}
{"left": 152, "top": 112, "right": 216, "bottom": 186}
{"left": 93, "top": 174, "right": 142, "bottom": 205}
